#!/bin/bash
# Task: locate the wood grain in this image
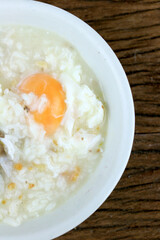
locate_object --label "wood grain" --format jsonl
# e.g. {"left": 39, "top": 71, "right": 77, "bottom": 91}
{"left": 37, "top": 0, "right": 160, "bottom": 239}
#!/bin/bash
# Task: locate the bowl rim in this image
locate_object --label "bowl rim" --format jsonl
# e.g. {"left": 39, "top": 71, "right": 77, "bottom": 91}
{"left": 0, "top": 1, "right": 135, "bottom": 239}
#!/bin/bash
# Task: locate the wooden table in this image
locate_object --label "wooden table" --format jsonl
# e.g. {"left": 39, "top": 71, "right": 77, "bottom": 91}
{"left": 38, "top": 1, "right": 160, "bottom": 239}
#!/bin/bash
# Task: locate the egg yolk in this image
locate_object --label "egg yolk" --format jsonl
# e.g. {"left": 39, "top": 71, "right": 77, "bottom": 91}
{"left": 19, "top": 73, "right": 66, "bottom": 135}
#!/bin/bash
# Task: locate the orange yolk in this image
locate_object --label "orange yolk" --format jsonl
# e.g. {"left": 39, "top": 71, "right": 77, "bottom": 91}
{"left": 19, "top": 73, "right": 66, "bottom": 135}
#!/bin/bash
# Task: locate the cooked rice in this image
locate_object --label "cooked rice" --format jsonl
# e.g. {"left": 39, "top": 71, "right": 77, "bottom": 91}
{"left": 0, "top": 26, "right": 105, "bottom": 226}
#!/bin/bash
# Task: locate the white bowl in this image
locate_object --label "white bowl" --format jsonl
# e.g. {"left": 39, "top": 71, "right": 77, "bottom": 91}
{"left": 0, "top": 1, "right": 135, "bottom": 239}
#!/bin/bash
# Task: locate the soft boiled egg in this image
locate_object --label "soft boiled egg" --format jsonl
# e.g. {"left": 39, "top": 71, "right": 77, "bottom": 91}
{"left": 19, "top": 73, "right": 66, "bottom": 135}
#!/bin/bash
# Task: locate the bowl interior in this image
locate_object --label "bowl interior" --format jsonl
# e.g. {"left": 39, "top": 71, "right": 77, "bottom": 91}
{"left": 0, "top": 2, "right": 135, "bottom": 240}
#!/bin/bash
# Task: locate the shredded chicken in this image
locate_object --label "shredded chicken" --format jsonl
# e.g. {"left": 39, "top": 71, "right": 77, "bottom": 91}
{"left": 0, "top": 155, "right": 12, "bottom": 177}
{"left": 0, "top": 130, "right": 4, "bottom": 138}
{"left": 0, "top": 132, "right": 13, "bottom": 177}
{"left": 0, "top": 141, "right": 5, "bottom": 155}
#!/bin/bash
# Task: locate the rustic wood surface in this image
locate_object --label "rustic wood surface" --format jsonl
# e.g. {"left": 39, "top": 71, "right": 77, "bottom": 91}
{"left": 37, "top": 0, "right": 160, "bottom": 239}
